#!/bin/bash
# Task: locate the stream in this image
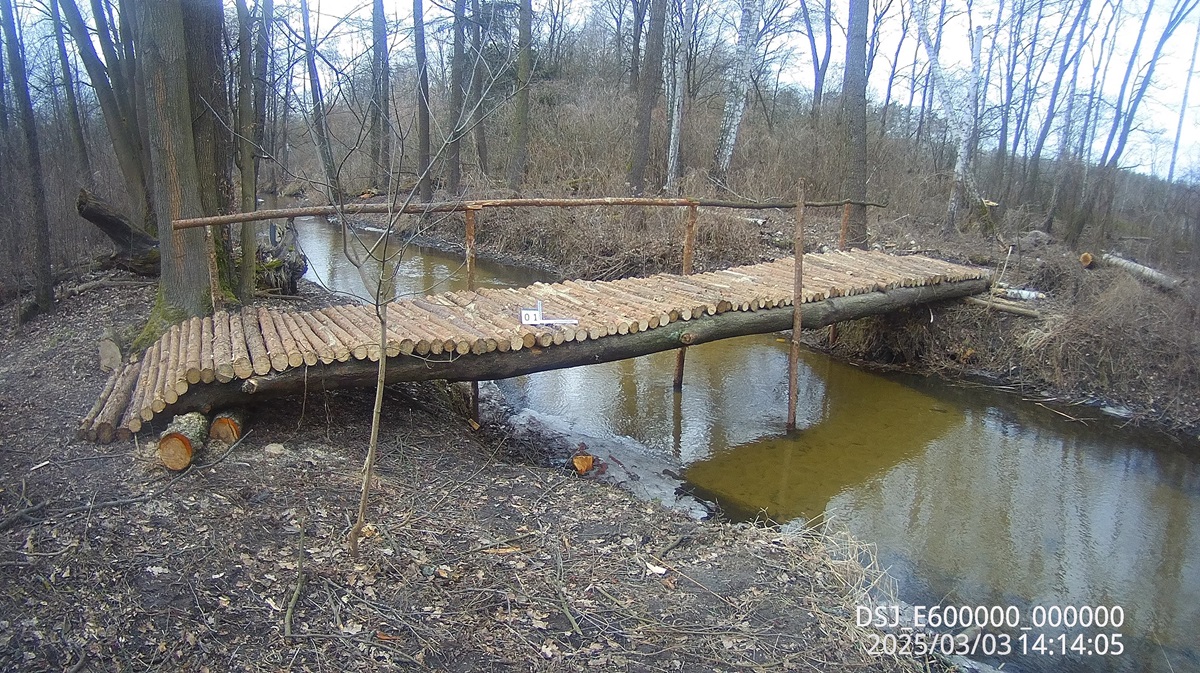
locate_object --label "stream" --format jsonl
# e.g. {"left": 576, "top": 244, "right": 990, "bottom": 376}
{"left": 293, "top": 216, "right": 1200, "bottom": 673}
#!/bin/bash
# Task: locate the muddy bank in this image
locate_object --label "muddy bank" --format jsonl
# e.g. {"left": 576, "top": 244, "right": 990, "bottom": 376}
{"left": 0, "top": 276, "right": 949, "bottom": 672}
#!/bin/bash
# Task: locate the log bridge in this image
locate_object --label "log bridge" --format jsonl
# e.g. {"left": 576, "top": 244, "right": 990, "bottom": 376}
{"left": 80, "top": 249, "right": 990, "bottom": 444}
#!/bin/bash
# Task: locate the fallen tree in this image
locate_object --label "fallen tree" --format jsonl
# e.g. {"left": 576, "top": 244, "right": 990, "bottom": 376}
{"left": 164, "top": 278, "right": 989, "bottom": 415}
{"left": 76, "top": 189, "right": 159, "bottom": 275}
{"left": 1100, "top": 252, "right": 1183, "bottom": 292}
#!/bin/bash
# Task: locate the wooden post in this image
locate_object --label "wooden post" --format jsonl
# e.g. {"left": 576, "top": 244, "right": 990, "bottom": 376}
{"left": 787, "top": 187, "right": 805, "bottom": 431}
{"left": 672, "top": 203, "right": 697, "bottom": 391}
{"left": 466, "top": 205, "right": 480, "bottom": 426}
{"left": 838, "top": 202, "right": 850, "bottom": 251}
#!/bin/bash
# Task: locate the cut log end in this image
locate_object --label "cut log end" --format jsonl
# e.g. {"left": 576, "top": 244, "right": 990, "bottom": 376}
{"left": 209, "top": 409, "right": 246, "bottom": 444}
{"left": 158, "top": 411, "right": 209, "bottom": 471}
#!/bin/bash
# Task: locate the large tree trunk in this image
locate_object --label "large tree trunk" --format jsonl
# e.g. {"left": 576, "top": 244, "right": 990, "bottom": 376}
{"left": 414, "top": 0, "right": 433, "bottom": 201}
{"left": 236, "top": 0, "right": 257, "bottom": 301}
{"left": 506, "top": 0, "right": 532, "bottom": 191}
{"left": 138, "top": 0, "right": 212, "bottom": 318}
{"left": 665, "top": 0, "right": 696, "bottom": 194}
{"left": 711, "top": 0, "right": 760, "bottom": 187}
{"left": 1, "top": 0, "right": 54, "bottom": 314}
{"left": 628, "top": 0, "right": 667, "bottom": 195}
{"left": 842, "top": 0, "right": 868, "bottom": 248}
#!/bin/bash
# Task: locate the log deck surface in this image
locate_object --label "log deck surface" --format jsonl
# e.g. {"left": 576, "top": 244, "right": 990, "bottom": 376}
{"left": 81, "top": 250, "right": 990, "bottom": 443}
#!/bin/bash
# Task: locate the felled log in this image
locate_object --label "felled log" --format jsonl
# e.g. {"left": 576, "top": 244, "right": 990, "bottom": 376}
{"left": 76, "top": 189, "right": 159, "bottom": 275}
{"left": 964, "top": 295, "right": 1043, "bottom": 319}
{"left": 172, "top": 278, "right": 991, "bottom": 413}
{"left": 98, "top": 327, "right": 124, "bottom": 372}
{"left": 159, "top": 411, "right": 209, "bottom": 470}
{"left": 1100, "top": 253, "right": 1183, "bottom": 292}
{"left": 79, "top": 367, "right": 122, "bottom": 439}
{"left": 91, "top": 361, "right": 142, "bottom": 444}
{"left": 209, "top": 409, "right": 246, "bottom": 444}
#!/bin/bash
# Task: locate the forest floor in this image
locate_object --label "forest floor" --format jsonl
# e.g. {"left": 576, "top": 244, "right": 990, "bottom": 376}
{"left": 0, "top": 278, "right": 952, "bottom": 672}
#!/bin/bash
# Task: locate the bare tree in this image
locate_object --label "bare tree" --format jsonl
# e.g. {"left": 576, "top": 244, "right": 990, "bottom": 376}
{"left": 369, "top": 0, "right": 390, "bottom": 190}
{"left": 1169, "top": 17, "right": 1200, "bottom": 183}
{"left": 506, "top": 0, "right": 531, "bottom": 190}
{"left": 469, "top": 0, "right": 489, "bottom": 174}
{"left": 843, "top": 0, "right": 869, "bottom": 248}
{"left": 448, "top": 0, "right": 466, "bottom": 194}
{"left": 798, "top": 0, "right": 832, "bottom": 117}
{"left": 1, "top": 0, "right": 53, "bottom": 313}
{"left": 300, "top": 0, "right": 342, "bottom": 202}
{"left": 666, "top": 0, "right": 697, "bottom": 194}
{"left": 51, "top": 0, "right": 91, "bottom": 188}
{"left": 711, "top": 0, "right": 761, "bottom": 186}
{"left": 628, "top": 0, "right": 666, "bottom": 194}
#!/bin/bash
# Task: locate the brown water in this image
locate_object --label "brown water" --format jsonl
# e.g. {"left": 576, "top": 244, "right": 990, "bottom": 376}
{"left": 295, "top": 217, "right": 1200, "bottom": 673}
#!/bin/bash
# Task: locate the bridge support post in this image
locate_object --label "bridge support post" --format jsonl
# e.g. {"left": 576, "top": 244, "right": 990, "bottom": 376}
{"left": 672, "top": 203, "right": 698, "bottom": 391}
{"left": 466, "top": 206, "right": 480, "bottom": 426}
{"left": 787, "top": 188, "right": 805, "bottom": 431}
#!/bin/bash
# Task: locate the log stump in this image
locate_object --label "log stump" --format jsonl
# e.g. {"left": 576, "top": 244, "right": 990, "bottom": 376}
{"left": 209, "top": 409, "right": 246, "bottom": 444}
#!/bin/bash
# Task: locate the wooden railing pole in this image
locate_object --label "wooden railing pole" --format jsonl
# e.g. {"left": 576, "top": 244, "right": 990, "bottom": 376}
{"left": 464, "top": 206, "right": 478, "bottom": 289}
{"left": 465, "top": 206, "right": 480, "bottom": 426}
{"left": 787, "top": 186, "right": 806, "bottom": 431}
{"left": 673, "top": 203, "right": 698, "bottom": 391}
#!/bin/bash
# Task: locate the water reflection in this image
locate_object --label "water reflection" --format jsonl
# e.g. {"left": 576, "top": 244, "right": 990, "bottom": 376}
{"left": 292, "top": 216, "right": 545, "bottom": 301}
{"left": 290, "top": 219, "right": 1200, "bottom": 673}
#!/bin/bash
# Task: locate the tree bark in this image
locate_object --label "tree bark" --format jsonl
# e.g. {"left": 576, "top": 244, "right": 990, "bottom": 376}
{"left": 1, "top": 0, "right": 54, "bottom": 314}
{"left": 506, "top": 0, "right": 532, "bottom": 191}
{"left": 628, "top": 0, "right": 667, "bottom": 195}
{"left": 368, "top": 0, "right": 390, "bottom": 190}
{"left": 711, "top": 0, "right": 760, "bottom": 187}
{"left": 236, "top": 0, "right": 257, "bottom": 302}
{"left": 414, "top": 0, "right": 433, "bottom": 201}
{"left": 842, "top": 0, "right": 868, "bottom": 248}
{"left": 470, "top": 0, "right": 489, "bottom": 175}
{"left": 665, "top": 0, "right": 696, "bottom": 194}
{"left": 138, "top": 0, "right": 212, "bottom": 318}
{"left": 448, "top": 0, "right": 466, "bottom": 195}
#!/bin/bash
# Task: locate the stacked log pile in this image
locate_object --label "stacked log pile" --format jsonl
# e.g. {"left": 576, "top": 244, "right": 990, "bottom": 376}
{"left": 81, "top": 250, "right": 990, "bottom": 443}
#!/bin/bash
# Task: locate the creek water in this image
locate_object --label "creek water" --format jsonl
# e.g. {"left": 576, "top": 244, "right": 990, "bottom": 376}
{"left": 293, "top": 217, "right": 1200, "bottom": 673}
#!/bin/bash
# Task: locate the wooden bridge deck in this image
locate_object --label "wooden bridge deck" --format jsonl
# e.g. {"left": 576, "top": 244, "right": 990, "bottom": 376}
{"left": 80, "top": 250, "right": 990, "bottom": 443}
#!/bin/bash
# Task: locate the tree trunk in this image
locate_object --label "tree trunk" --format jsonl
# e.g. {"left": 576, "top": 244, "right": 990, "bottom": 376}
{"left": 665, "top": 0, "right": 696, "bottom": 194}
{"left": 842, "top": 0, "right": 868, "bottom": 248}
{"left": 506, "top": 0, "right": 532, "bottom": 191}
{"left": 236, "top": 0, "right": 257, "bottom": 302}
{"left": 300, "top": 0, "right": 341, "bottom": 203}
{"left": 1169, "top": 17, "right": 1200, "bottom": 183}
{"left": 1, "top": 0, "right": 54, "bottom": 314}
{"left": 711, "top": 0, "right": 760, "bottom": 187}
{"left": 414, "top": 0, "right": 433, "bottom": 201}
{"left": 51, "top": 0, "right": 92, "bottom": 188}
{"left": 369, "top": 0, "right": 390, "bottom": 190}
{"left": 60, "top": 0, "right": 151, "bottom": 232}
{"left": 628, "top": 0, "right": 667, "bottom": 195}
{"left": 138, "top": 0, "right": 212, "bottom": 318}
{"left": 470, "top": 0, "right": 489, "bottom": 175}
{"left": 76, "top": 189, "right": 160, "bottom": 274}
{"left": 448, "top": 0, "right": 466, "bottom": 195}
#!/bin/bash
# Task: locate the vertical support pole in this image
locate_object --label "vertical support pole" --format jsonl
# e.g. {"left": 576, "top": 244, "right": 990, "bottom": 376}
{"left": 464, "top": 205, "right": 478, "bottom": 288}
{"left": 838, "top": 201, "right": 849, "bottom": 251}
{"left": 465, "top": 205, "right": 480, "bottom": 427}
{"left": 672, "top": 202, "right": 697, "bottom": 391}
{"left": 787, "top": 187, "right": 805, "bottom": 431}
